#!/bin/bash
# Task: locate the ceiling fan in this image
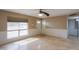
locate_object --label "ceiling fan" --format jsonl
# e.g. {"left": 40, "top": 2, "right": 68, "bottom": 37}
{"left": 38, "top": 9, "right": 50, "bottom": 16}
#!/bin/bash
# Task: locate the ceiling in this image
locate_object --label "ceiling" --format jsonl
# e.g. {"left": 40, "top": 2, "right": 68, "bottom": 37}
{"left": 3, "top": 9, "right": 79, "bottom": 18}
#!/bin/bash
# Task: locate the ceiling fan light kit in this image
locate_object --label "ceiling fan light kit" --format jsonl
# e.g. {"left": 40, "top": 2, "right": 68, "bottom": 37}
{"left": 38, "top": 13, "right": 43, "bottom": 16}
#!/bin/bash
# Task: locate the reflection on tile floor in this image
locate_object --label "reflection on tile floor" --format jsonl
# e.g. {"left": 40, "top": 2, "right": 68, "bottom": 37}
{"left": 0, "top": 35, "right": 79, "bottom": 50}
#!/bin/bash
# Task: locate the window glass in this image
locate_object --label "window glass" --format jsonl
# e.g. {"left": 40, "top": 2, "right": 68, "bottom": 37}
{"left": 7, "top": 22, "right": 19, "bottom": 30}
{"left": 7, "top": 31, "right": 18, "bottom": 39}
{"left": 19, "top": 22, "right": 28, "bottom": 29}
{"left": 20, "top": 30, "right": 28, "bottom": 36}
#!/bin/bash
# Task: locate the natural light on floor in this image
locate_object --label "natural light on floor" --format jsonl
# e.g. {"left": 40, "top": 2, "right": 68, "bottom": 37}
{"left": 14, "top": 38, "right": 40, "bottom": 45}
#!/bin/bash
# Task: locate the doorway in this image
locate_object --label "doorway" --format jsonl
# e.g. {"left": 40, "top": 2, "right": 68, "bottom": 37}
{"left": 68, "top": 16, "right": 79, "bottom": 40}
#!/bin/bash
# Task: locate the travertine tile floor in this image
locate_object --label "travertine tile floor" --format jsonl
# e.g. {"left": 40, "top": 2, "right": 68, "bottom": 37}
{"left": 0, "top": 35, "right": 79, "bottom": 50}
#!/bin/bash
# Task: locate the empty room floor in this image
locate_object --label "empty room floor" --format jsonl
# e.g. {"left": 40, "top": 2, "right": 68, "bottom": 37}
{"left": 0, "top": 35, "right": 79, "bottom": 50}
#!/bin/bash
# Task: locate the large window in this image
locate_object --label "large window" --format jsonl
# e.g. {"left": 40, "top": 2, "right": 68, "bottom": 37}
{"left": 7, "top": 22, "right": 28, "bottom": 39}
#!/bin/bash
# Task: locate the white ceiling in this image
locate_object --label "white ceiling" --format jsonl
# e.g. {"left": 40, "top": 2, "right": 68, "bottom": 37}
{"left": 3, "top": 9, "right": 79, "bottom": 18}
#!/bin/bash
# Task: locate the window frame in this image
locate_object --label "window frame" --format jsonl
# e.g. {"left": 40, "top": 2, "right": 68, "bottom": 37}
{"left": 7, "top": 22, "right": 28, "bottom": 39}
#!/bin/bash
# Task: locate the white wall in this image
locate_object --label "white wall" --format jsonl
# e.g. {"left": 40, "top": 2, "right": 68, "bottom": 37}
{"left": 42, "top": 28, "right": 67, "bottom": 38}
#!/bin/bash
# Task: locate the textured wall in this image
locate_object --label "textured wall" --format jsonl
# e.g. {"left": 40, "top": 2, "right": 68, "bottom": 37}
{"left": 45, "top": 16, "right": 67, "bottom": 29}
{"left": 0, "top": 15, "right": 7, "bottom": 31}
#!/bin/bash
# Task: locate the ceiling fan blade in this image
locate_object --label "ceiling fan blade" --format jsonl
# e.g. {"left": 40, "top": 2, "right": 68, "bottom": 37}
{"left": 40, "top": 9, "right": 50, "bottom": 16}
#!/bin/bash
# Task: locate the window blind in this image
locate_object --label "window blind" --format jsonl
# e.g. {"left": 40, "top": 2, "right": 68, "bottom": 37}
{"left": 7, "top": 17, "right": 28, "bottom": 22}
